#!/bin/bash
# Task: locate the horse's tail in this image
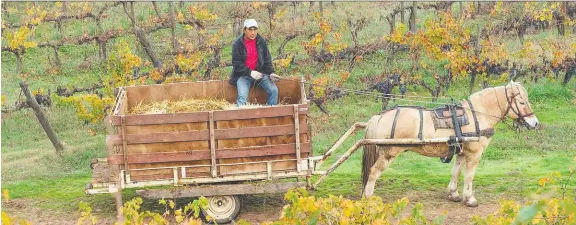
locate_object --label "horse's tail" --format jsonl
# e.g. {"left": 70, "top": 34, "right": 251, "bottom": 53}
{"left": 361, "top": 115, "right": 381, "bottom": 194}
{"left": 361, "top": 143, "right": 378, "bottom": 191}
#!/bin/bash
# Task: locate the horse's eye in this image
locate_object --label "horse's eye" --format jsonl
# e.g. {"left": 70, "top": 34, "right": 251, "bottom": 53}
{"left": 519, "top": 102, "right": 525, "bottom": 105}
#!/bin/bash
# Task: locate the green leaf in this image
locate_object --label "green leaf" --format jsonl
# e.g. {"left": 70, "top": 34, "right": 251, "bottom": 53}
{"left": 307, "top": 210, "right": 321, "bottom": 225}
{"left": 512, "top": 202, "right": 545, "bottom": 225}
{"left": 432, "top": 214, "right": 446, "bottom": 225}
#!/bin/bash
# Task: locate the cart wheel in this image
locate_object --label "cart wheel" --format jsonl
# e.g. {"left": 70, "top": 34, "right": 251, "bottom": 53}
{"left": 201, "top": 195, "right": 241, "bottom": 224}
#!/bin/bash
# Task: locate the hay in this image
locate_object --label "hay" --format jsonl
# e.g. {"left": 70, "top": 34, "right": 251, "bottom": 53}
{"left": 129, "top": 98, "right": 233, "bottom": 115}
{"left": 128, "top": 98, "right": 284, "bottom": 115}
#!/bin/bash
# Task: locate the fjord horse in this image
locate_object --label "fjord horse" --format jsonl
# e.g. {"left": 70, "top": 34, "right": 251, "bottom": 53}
{"left": 361, "top": 81, "right": 539, "bottom": 207}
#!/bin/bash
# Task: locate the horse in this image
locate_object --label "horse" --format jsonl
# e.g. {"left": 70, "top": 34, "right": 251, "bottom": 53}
{"left": 361, "top": 81, "right": 539, "bottom": 207}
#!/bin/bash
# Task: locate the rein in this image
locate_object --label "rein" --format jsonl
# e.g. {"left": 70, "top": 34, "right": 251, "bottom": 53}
{"left": 493, "top": 84, "right": 535, "bottom": 130}
{"left": 275, "top": 77, "right": 531, "bottom": 132}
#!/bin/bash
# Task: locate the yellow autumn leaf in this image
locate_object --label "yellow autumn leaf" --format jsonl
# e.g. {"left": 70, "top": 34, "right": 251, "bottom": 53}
{"left": 2, "top": 189, "right": 9, "bottom": 201}
{"left": 538, "top": 177, "right": 548, "bottom": 187}
{"left": 2, "top": 212, "right": 11, "bottom": 225}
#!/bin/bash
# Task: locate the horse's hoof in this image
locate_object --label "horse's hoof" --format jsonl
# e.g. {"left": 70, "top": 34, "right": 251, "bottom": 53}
{"left": 465, "top": 200, "right": 479, "bottom": 207}
{"left": 447, "top": 194, "right": 462, "bottom": 202}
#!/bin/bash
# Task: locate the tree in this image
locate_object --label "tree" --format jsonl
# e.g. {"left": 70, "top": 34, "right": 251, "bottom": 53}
{"left": 20, "top": 80, "right": 65, "bottom": 155}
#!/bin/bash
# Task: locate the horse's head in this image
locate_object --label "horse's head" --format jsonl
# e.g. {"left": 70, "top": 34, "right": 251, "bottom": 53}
{"left": 501, "top": 81, "right": 539, "bottom": 129}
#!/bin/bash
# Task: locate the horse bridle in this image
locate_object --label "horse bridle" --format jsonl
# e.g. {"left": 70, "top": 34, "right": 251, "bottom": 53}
{"left": 499, "top": 84, "right": 535, "bottom": 126}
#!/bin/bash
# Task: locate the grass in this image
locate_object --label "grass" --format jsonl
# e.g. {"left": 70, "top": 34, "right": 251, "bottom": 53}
{"left": 1, "top": 2, "right": 576, "bottom": 223}
{"left": 4, "top": 83, "right": 571, "bottom": 222}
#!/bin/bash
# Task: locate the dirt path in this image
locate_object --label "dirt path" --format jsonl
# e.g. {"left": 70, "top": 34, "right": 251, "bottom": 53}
{"left": 3, "top": 193, "right": 501, "bottom": 225}
{"left": 238, "top": 193, "right": 500, "bottom": 225}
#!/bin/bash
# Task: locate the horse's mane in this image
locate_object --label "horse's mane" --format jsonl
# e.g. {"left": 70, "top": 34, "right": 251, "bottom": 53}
{"left": 469, "top": 81, "right": 522, "bottom": 99}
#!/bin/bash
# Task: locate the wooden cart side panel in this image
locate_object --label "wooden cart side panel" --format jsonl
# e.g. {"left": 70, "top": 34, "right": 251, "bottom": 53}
{"left": 213, "top": 105, "right": 307, "bottom": 121}
{"left": 124, "top": 79, "right": 302, "bottom": 109}
{"left": 108, "top": 105, "right": 306, "bottom": 126}
{"left": 107, "top": 142, "right": 312, "bottom": 164}
{"left": 126, "top": 82, "right": 203, "bottom": 109}
{"left": 105, "top": 115, "right": 309, "bottom": 181}
{"left": 108, "top": 79, "right": 309, "bottom": 183}
{"left": 216, "top": 113, "right": 309, "bottom": 176}
{"left": 124, "top": 122, "right": 207, "bottom": 134}
{"left": 110, "top": 112, "right": 209, "bottom": 126}
{"left": 124, "top": 141, "right": 210, "bottom": 154}
{"left": 106, "top": 121, "right": 307, "bottom": 145}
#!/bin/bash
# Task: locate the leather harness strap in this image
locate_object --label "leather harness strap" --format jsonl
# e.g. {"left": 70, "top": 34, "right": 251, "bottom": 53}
{"left": 418, "top": 106, "right": 423, "bottom": 140}
{"left": 440, "top": 104, "right": 464, "bottom": 163}
{"left": 466, "top": 99, "right": 481, "bottom": 137}
{"left": 390, "top": 107, "right": 401, "bottom": 139}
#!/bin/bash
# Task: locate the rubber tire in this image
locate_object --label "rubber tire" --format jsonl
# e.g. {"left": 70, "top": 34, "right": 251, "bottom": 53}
{"left": 201, "top": 195, "right": 241, "bottom": 224}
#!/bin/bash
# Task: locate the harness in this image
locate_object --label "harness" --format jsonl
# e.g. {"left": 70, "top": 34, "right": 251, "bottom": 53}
{"left": 504, "top": 86, "right": 534, "bottom": 126}
{"left": 386, "top": 100, "right": 497, "bottom": 164}
{"left": 440, "top": 103, "right": 464, "bottom": 163}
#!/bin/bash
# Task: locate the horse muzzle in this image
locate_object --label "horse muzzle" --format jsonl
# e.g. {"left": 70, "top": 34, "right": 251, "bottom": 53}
{"left": 521, "top": 116, "right": 540, "bottom": 129}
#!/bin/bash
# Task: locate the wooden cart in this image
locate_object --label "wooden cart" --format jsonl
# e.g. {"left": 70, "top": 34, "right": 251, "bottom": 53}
{"left": 87, "top": 78, "right": 317, "bottom": 223}
{"left": 86, "top": 78, "right": 481, "bottom": 223}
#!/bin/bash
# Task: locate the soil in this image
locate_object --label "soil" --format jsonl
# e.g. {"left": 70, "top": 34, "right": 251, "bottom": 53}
{"left": 2, "top": 192, "right": 503, "bottom": 225}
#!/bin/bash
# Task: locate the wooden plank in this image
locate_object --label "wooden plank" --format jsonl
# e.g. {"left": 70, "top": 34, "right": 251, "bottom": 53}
{"left": 209, "top": 111, "right": 216, "bottom": 177}
{"left": 136, "top": 182, "right": 306, "bottom": 199}
{"left": 125, "top": 141, "right": 209, "bottom": 154}
{"left": 121, "top": 117, "right": 129, "bottom": 172}
{"left": 213, "top": 105, "right": 308, "bottom": 121}
{"left": 299, "top": 77, "right": 307, "bottom": 104}
{"left": 131, "top": 173, "right": 173, "bottom": 182}
{"left": 108, "top": 151, "right": 211, "bottom": 165}
{"left": 126, "top": 81, "right": 214, "bottom": 107}
{"left": 293, "top": 105, "right": 301, "bottom": 172}
{"left": 218, "top": 143, "right": 310, "bottom": 158}
{"left": 107, "top": 130, "right": 209, "bottom": 145}
{"left": 107, "top": 143, "right": 311, "bottom": 165}
{"left": 123, "top": 79, "right": 304, "bottom": 112}
{"left": 125, "top": 122, "right": 207, "bottom": 135}
{"left": 112, "top": 88, "right": 125, "bottom": 116}
{"left": 214, "top": 122, "right": 308, "bottom": 139}
{"left": 110, "top": 112, "right": 209, "bottom": 126}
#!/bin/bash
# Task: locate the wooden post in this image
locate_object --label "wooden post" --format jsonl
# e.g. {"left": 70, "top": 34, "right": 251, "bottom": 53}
{"left": 300, "top": 77, "right": 307, "bottom": 104}
{"left": 120, "top": 116, "right": 129, "bottom": 180}
{"left": 209, "top": 111, "right": 217, "bottom": 177}
{"left": 19, "top": 80, "right": 65, "bottom": 154}
{"left": 173, "top": 168, "right": 179, "bottom": 185}
{"left": 112, "top": 186, "right": 124, "bottom": 223}
{"left": 293, "top": 105, "right": 301, "bottom": 172}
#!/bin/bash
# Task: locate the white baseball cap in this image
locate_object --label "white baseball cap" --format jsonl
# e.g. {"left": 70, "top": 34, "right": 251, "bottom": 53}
{"left": 244, "top": 19, "right": 258, "bottom": 28}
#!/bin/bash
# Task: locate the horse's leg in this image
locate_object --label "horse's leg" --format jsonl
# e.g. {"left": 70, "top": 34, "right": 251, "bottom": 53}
{"left": 462, "top": 152, "right": 482, "bottom": 207}
{"left": 446, "top": 154, "right": 466, "bottom": 202}
{"left": 363, "top": 147, "right": 398, "bottom": 197}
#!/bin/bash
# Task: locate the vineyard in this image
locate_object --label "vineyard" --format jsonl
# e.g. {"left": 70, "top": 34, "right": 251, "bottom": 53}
{"left": 1, "top": 1, "right": 576, "bottom": 224}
